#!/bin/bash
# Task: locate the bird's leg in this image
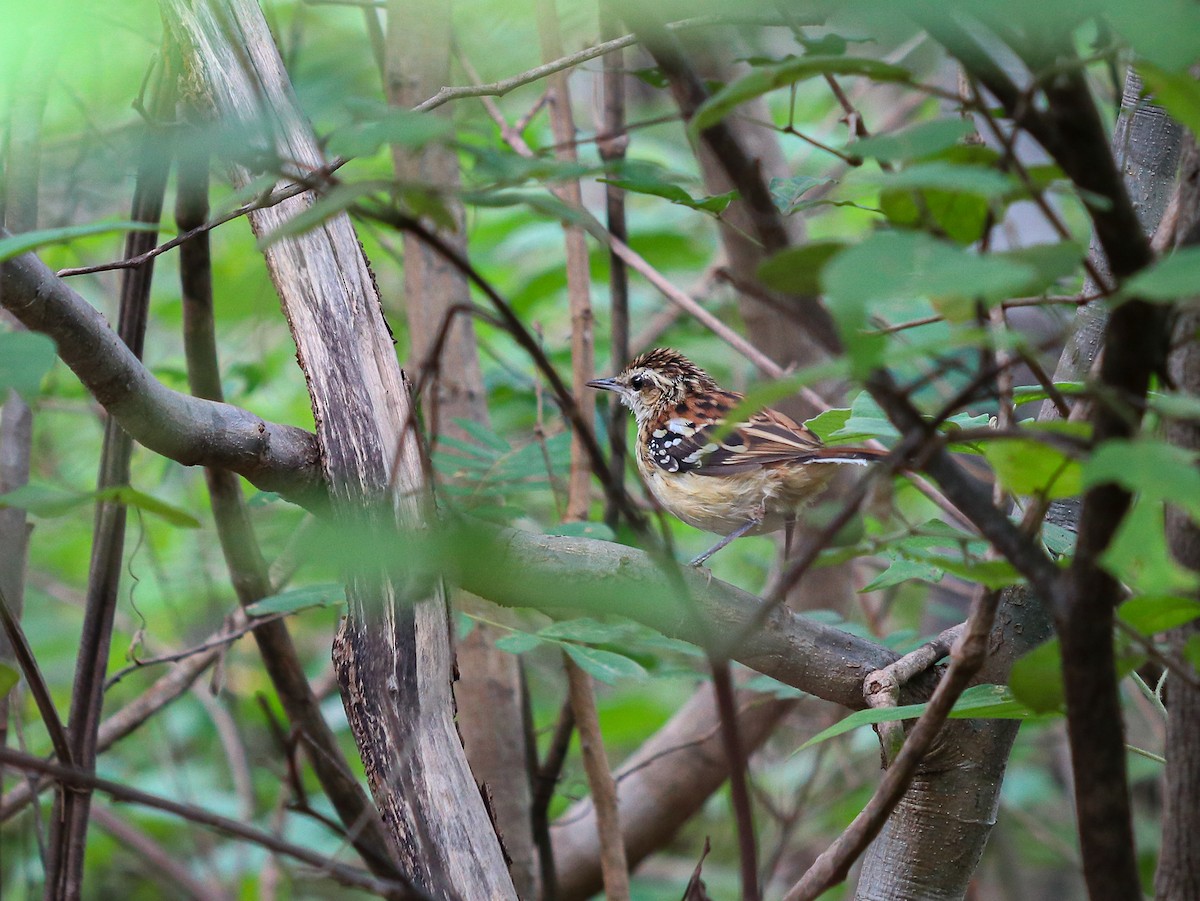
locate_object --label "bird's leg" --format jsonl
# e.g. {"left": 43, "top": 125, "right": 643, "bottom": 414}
{"left": 784, "top": 515, "right": 796, "bottom": 561}
{"left": 689, "top": 516, "right": 762, "bottom": 567}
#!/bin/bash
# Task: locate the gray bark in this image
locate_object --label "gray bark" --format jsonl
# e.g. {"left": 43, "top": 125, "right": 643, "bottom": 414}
{"left": 159, "top": 1, "right": 516, "bottom": 896}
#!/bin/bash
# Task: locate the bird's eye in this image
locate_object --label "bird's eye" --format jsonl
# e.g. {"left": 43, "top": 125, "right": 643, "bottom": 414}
{"left": 629, "top": 374, "right": 646, "bottom": 391}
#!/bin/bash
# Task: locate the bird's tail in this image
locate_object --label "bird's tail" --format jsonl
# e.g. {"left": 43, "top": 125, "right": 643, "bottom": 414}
{"left": 807, "top": 446, "right": 889, "bottom": 466}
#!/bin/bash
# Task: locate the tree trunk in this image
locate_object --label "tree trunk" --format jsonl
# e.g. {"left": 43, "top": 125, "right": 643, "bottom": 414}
{"left": 385, "top": 3, "right": 538, "bottom": 895}
{"left": 160, "top": 1, "right": 515, "bottom": 896}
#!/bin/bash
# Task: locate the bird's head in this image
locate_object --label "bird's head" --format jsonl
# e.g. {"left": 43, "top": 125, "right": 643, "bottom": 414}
{"left": 587, "top": 348, "right": 719, "bottom": 427}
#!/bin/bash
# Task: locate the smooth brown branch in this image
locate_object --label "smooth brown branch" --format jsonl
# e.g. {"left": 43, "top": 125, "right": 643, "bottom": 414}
{"left": 781, "top": 590, "right": 1003, "bottom": 901}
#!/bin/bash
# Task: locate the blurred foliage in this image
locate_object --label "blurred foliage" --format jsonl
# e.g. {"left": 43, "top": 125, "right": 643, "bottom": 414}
{"left": 2, "top": 0, "right": 1199, "bottom": 898}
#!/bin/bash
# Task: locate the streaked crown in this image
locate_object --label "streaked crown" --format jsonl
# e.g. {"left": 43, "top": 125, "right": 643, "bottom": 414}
{"left": 588, "top": 348, "right": 719, "bottom": 426}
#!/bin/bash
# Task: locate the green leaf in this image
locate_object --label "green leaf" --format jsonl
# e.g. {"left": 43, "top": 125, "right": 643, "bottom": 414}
{"left": 0, "top": 220, "right": 161, "bottom": 263}
{"left": 98, "top": 487, "right": 202, "bottom": 528}
{"left": 1122, "top": 246, "right": 1200, "bottom": 302}
{"left": 861, "top": 161, "right": 1019, "bottom": 197}
{"left": 919, "top": 554, "right": 1023, "bottom": 588}
{"left": 246, "top": 582, "right": 346, "bottom": 616}
{"left": 802, "top": 407, "right": 852, "bottom": 442}
{"left": 495, "top": 631, "right": 545, "bottom": 654}
{"left": 1083, "top": 439, "right": 1200, "bottom": 517}
{"left": 830, "top": 391, "right": 899, "bottom": 443}
{"left": 757, "top": 241, "right": 848, "bottom": 296}
{"left": 690, "top": 56, "right": 911, "bottom": 137}
{"left": 880, "top": 185, "right": 988, "bottom": 245}
{"left": 1118, "top": 594, "right": 1200, "bottom": 634}
{"left": 769, "top": 175, "right": 835, "bottom": 214}
{"left": 1101, "top": 497, "right": 1199, "bottom": 595}
{"left": 0, "top": 663, "right": 17, "bottom": 699}
{"left": 0, "top": 331, "right": 56, "bottom": 402}
{"left": 1009, "top": 640, "right": 1064, "bottom": 714}
{"left": 563, "top": 644, "right": 647, "bottom": 685}
{"left": 743, "top": 674, "right": 807, "bottom": 699}
{"left": 0, "top": 482, "right": 92, "bottom": 517}
{"left": 545, "top": 521, "right": 616, "bottom": 541}
{"left": 600, "top": 170, "right": 737, "bottom": 214}
{"left": 982, "top": 438, "right": 1082, "bottom": 499}
{"left": 1139, "top": 63, "right": 1200, "bottom": 140}
{"left": 848, "top": 119, "right": 976, "bottom": 163}
{"left": 798, "top": 683, "right": 1043, "bottom": 750}
{"left": 537, "top": 618, "right": 635, "bottom": 643}
{"left": 1011, "top": 382, "right": 1086, "bottom": 406}
{"left": 327, "top": 109, "right": 452, "bottom": 158}
{"left": 452, "top": 418, "right": 511, "bottom": 453}
{"left": 860, "top": 556, "right": 943, "bottom": 592}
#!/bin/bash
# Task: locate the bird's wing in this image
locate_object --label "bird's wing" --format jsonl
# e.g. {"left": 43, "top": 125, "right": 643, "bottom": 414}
{"left": 646, "top": 394, "right": 858, "bottom": 475}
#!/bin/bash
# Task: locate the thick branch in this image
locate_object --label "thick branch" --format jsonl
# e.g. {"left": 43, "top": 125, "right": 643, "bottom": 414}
{"left": 0, "top": 245, "right": 324, "bottom": 505}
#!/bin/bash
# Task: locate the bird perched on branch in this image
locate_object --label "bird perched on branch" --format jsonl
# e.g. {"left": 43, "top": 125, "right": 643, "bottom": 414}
{"left": 588, "top": 348, "right": 884, "bottom": 565}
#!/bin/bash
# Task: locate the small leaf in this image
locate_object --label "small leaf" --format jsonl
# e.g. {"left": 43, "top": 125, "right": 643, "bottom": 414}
{"left": 920, "top": 555, "right": 1023, "bottom": 588}
{"left": 0, "top": 220, "right": 161, "bottom": 263}
{"left": 769, "top": 175, "right": 835, "bottom": 214}
{"left": 848, "top": 119, "right": 976, "bottom": 163}
{"left": 98, "top": 487, "right": 201, "bottom": 528}
{"left": 538, "top": 617, "right": 633, "bottom": 643}
{"left": 1009, "top": 641, "right": 1064, "bottom": 714}
{"left": 860, "top": 556, "right": 943, "bottom": 592}
{"left": 563, "top": 643, "right": 646, "bottom": 685}
{"left": 600, "top": 173, "right": 736, "bottom": 213}
{"left": 258, "top": 182, "right": 386, "bottom": 247}
{"left": 1084, "top": 439, "right": 1200, "bottom": 516}
{"left": 830, "top": 391, "right": 899, "bottom": 443}
{"left": 246, "top": 582, "right": 346, "bottom": 616}
{"left": 0, "top": 331, "right": 56, "bottom": 402}
{"left": 690, "top": 56, "right": 912, "bottom": 137}
{"left": 0, "top": 663, "right": 17, "bottom": 699}
{"left": 860, "top": 161, "right": 1018, "bottom": 197}
{"left": 495, "top": 631, "right": 545, "bottom": 654}
{"left": 802, "top": 407, "right": 851, "bottom": 442}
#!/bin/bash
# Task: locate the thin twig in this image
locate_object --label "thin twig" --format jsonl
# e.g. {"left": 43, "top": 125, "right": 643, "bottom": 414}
{"left": 710, "top": 659, "right": 760, "bottom": 901}
{"left": 0, "top": 583, "right": 72, "bottom": 764}
{"left": 0, "top": 746, "right": 432, "bottom": 901}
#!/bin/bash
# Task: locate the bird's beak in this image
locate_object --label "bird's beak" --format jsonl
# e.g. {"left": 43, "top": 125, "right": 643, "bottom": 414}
{"left": 586, "top": 377, "right": 621, "bottom": 392}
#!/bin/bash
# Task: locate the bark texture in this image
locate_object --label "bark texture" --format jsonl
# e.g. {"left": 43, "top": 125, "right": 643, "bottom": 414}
{"left": 160, "top": 1, "right": 515, "bottom": 896}
{"left": 1157, "top": 136, "right": 1200, "bottom": 901}
{"left": 385, "top": 3, "right": 537, "bottom": 894}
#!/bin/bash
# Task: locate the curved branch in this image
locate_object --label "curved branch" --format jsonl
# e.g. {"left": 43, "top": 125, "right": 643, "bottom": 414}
{"left": 0, "top": 244, "right": 325, "bottom": 506}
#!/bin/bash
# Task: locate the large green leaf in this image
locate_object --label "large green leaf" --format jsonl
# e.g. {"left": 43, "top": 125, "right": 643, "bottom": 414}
{"left": 758, "top": 241, "right": 848, "bottom": 296}
{"left": 1138, "top": 63, "right": 1200, "bottom": 140}
{"left": 0, "top": 664, "right": 17, "bottom": 700}
{"left": 0, "top": 331, "right": 56, "bottom": 402}
{"left": 97, "top": 487, "right": 201, "bottom": 529}
{"left": 1083, "top": 439, "right": 1200, "bottom": 516}
{"left": 1009, "top": 640, "right": 1064, "bottom": 713}
{"left": 1118, "top": 594, "right": 1200, "bottom": 634}
{"left": 689, "top": 56, "right": 912, "bottom": 137}
{"left": 563, "top": 644, "right": 647, "bottom": 685}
